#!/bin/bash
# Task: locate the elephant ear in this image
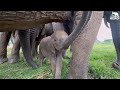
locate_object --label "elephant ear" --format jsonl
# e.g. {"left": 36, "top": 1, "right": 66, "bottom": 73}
{"left": 61, "top": 11, "right": 92, "bottom": 50}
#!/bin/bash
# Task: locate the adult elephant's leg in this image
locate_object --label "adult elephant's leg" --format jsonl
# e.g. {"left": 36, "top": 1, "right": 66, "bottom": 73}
{"left": 30, "top": 29, "right": 40, "bottom": 58}
{"left": 110, "top": 21, "right": 120, "bottom": 69}
{"left": 34, "top": 32, "right": 45, "bottom": 58}
{"left": 18, "top": 30, "right": 38, "bottom": 68}
{"left": 68, "top": 11, "right": 103, "bottom": 79}
{"left": 8, "top": 31, "right": 21, "bottom": 63}
{"left": 0, "top": 32, "right": 11, "bottom": 64}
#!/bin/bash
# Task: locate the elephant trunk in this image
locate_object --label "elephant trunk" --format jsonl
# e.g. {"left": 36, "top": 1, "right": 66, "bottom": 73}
{"left": 61, "top": 11, "right": 92, "bottom": 50}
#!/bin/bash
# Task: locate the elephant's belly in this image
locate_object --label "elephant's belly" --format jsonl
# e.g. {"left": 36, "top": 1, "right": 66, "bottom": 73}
{"left": 0, "top": 11, "right": 69, "bottom": 31}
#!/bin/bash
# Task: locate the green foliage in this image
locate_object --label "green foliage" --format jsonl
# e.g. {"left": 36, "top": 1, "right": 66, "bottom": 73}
{"left": 1, "top": 42, "right": 120, "bottom": 79}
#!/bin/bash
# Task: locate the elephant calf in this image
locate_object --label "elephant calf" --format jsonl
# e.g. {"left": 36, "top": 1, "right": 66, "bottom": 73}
{"left": 39, "top": 30, "right": 68, "bottom": 79}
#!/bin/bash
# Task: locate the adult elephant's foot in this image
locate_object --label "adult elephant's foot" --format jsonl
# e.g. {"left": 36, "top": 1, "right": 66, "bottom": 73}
{"left": 8, "top": 57, "right": 19, "bottom": 64}
{"left": 31, "top": 64, "right": 38, "bottom": 69}
{"left": 112, "top": 62, "right": 120, "bottom": 69}
{"left": 27, "top": 60, "right": 38, "bottom": 69}
{"left": 0, "top": 57, "right": 8, "bottom": 64}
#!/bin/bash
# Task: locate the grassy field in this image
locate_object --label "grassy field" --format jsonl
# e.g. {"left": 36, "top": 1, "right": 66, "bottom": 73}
{"left": 0, "top": 42, "right": 120, "bottom": 79}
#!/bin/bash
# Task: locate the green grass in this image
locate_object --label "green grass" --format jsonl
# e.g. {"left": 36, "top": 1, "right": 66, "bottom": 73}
{"left": 0, "top": 46, "right": 72, "bottom": 79}
{"left": 89, "top": 42, "right": 120, "bottom": 79}
{"left": 1, "top": 42, "right": 120, "bottom": 79}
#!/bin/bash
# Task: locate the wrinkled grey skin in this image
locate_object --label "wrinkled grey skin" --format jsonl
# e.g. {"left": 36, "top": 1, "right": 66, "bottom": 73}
{"left": 18, "top": 27, "right": 43, "bottom": 68}
{"left": 0, "top": 32, "right": 11, "bottom": 64}
{"left": 0, "top": 31, "right": 21, "bottom": 64}
{"left": 68, "top": 11, "right": 103, "bottom": 79}
{"left": 0, "top": 28, "right": 43, "bottom": 65}
{"left": 1, "top": 11, "right": 91, "bottom": 70}
{"left": 33, "top": 23, "right": 54, "bottom": 57}
{"left": 0, "top": 29, "right": 40, "bottom": 65}
{"left": 0, "top": 11, "right": 104, "bottom": 79}
{"left": 0, "top": 24, "right": 53, "bottom": 65}
{"left": 39, "top": 29, "right": 68, "bottom": 79}
{"left": 8, "top": 31, "right": 21, "bottom": 63}
{"left": 10, "top": 11, "right": 75, "bottom": 69}
{"left": 34, "top": 22, "right": 71, "bottom": 58}
{"left": 18, "top": 25, "right": 53, "bottom": 68}
{"left": 104, "top": 11, "right": 120, "bottom": 70}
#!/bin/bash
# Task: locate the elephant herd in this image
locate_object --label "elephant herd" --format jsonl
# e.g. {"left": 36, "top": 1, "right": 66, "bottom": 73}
{"left": 0, "top": 22, "right": 71, "bottom": 79}
{"left": 0, "top": 11, "right": 119, "bottom": 79}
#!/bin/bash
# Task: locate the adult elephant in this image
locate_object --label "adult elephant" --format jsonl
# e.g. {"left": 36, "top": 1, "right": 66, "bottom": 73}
{"left": 0, "top": 24, "right": 52, "bottom": 64}
{"left": 8, "top": 31, "right": 21, "bottom": 63}
{"left": 67, "top": 11, "right": 103, "bottom": 79}
{"left": 0, "top": 32, "right": 12, "bottom": 64}
{"left": 0, "top": 11, "right": 103, "bottom": 78}
{"left": 104, "top": 11, "right": 120, "bottom": 69}
{"left": 0, "top": 31, "right": 21, "bottom": 64}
